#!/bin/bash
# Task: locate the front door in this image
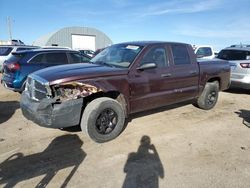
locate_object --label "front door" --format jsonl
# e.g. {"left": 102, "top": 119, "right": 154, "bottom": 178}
{"left": 129, "top": 45, "right": 177, "bottom": 113}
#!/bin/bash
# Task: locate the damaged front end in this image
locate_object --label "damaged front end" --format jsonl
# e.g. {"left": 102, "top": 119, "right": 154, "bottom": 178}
{"left": 20, "top": 75, "right": 102, "bottom": 129}
{"left": 53, "top": 82, "right": 102, "bottom": 101}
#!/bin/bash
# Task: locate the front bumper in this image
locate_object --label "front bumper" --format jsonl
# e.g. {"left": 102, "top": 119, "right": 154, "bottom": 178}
{"left": 20, "top": 91, "right": 83, "bottom": 128}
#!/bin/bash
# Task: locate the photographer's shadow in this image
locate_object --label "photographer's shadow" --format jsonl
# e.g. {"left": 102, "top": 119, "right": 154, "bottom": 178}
{"left": 0, "top": 134, "right": 86, "bottom": 188}
{"left": 235, "top": 109, "right": 250, "bottom": 128}
{"left": 122, "top": 135, "right": 164, "bottom": 188}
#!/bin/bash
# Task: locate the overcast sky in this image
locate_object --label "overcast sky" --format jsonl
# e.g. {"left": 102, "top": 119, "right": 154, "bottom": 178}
{"left": 0, "top": 0, "right": 249, "bottom": 51}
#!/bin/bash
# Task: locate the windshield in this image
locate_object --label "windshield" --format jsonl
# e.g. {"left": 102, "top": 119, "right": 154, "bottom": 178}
{"left": 90, "top": 44, "right": 143, "bottom": 68}
{"left": 217, "top": 49, "right": 250, "bottom": 60}
{"left": 0, "top": 47, "right": 13, "bottom": 56}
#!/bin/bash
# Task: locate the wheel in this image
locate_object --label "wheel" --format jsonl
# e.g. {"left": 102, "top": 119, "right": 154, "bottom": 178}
{"left": 81, "top": 97, "right": 125, "bottom": 143}
{"left": 194, "top": 81, "right": 219, "bottom": 110}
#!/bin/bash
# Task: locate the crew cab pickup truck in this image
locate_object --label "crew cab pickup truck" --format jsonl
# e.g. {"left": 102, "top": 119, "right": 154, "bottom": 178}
{"left": 20, "top": 41, "right": 230, "bottom": 143}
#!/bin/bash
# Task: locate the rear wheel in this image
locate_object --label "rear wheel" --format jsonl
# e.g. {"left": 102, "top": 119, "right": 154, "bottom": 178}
{"left": 81, "top": 97, "right": 125, "bottom": 143}
{"left": 194, "top": 81, "right": 219, "bottom": 110}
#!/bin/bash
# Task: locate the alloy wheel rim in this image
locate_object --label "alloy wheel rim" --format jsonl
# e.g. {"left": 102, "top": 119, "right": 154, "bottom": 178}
{"left": 207, "top": 91, "right": 217, "bottom": 105}
{"left": 95, "top": 108, "right": 118, "bottom": 135}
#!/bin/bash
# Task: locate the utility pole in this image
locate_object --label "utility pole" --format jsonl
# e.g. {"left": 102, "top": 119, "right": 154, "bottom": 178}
{"left": 7, "top": 16, "right": 12, "bottom": 41}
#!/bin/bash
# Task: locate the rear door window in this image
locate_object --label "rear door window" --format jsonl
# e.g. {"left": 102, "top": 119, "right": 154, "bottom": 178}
{"left": 0, "top": 47, "right": 13, "bottom": 56}
{"left": 45, "top": 52, "right": 68, "bottom": 64}
{"left": 217, "top": 50, "right": 250, "bottom": 60}
{"left": 81, "top": 54, "right": 91, "bottom": 62}
{"left": 69, "top": 52, "right": 91, "bottom": 63}
{"left": 171, "top": 45, "right": 191, "bottom": 65}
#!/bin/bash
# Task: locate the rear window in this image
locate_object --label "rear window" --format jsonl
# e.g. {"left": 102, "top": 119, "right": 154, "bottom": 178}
{"left": 0, "top": 47, "right": 13, "bottom": 56}
{"left": 45, "top": 53, "right": 68, "bottom": 64}
{"left": 6, "top": 53, "right": 25, "bottom": 63}
{"left": 217, "top": 50, "right": 250, "bottom": 60}
{"left": 171, "top": 45, "right": 191, "bottom": 65}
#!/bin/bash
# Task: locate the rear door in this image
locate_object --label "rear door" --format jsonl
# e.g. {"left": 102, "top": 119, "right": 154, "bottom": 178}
{"left": 26, "top": 53, "right": 47, "bottom": 71}
{"left": 18, "top": 53, "right": 48, "bottom": 85}
{"left": 169, "top": 44, "right": 199, "bottom": 100}
{"left": 129, "top": 45, "right": 178, "bottom": 113}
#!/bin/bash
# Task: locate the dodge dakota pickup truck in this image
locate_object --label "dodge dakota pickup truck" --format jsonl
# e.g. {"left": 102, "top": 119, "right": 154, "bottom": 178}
{"left": 20, "top": 41, "right": 230, "bottom": 143}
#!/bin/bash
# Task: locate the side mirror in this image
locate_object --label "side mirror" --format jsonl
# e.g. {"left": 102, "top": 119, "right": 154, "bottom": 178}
{"left": 137, "top": 63, "right": 157, "bottom": 71}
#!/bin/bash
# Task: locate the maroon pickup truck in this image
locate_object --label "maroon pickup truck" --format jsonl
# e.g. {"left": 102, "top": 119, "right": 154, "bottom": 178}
{"left": 20, "top": 41, "right": 230, "bottom": 142}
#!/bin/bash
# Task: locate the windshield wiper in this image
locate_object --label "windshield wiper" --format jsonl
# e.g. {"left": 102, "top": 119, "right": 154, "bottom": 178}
{"left": 90, "top": 61, "right": 116, "bottom": 68}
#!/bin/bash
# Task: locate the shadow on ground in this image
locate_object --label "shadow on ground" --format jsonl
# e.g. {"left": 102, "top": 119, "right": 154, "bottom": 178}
{"left": 61, "top": 101, "right": 193, "bottom": 135}
{"left": 235, "top": 109, "right": 250, "bottom": 128}
{"left": 127, "top": 100, "right": 192, "bottom": 125}
{"left": 0, "top": 101, "right": 20, "bottom": 124}
{"left": 122, "top": 135, "right": 164, "bottom": 188}
{"left": 0, "top": 134, "right": 86, "bottom": 188}
{"left": 60, "top": 125, "right": 82, "bottom": 132}
{"left": 224, "top": 88, "right": 250, "bottom": 95}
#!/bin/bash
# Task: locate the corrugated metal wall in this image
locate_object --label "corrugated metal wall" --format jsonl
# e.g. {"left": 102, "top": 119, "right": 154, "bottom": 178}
{"left": 34, "top": 27, "right": 113, "bottom": 49}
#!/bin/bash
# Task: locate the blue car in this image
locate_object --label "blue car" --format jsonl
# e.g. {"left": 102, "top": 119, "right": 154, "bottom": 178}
{"left": 1, "top": 49, "right": 91, "bottom": 92}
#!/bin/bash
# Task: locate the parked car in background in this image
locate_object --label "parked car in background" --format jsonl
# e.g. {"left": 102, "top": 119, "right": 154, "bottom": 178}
{"left": 78, "top": 49, "right": 95, "bottom": 57}
{"left": 193, "top": 45, "right": 217, "bottom": 59}
{"left": 11, "top": 39, "right": 25, "bottom": 45}
{"left": 0, "top": 45, "right": 39, "bottom": 71}
{"left": 1, "top": 49, "right": 91, "bottom": 92}
{"left": 217, "top": 45, "right": 250, "bottom": 89}
{"left": 0, "top": 39, "right": 25, "bottom": 46}
{"left": 20, "top": 41, "right": 230, "bottom": 143}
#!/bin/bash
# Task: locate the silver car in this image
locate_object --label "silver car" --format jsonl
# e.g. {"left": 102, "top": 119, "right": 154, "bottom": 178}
{"left": 0, "top": 45, "right": 38, "bottom": 71}
{"left": 217, "top": 46, "right": 250, "bottom": 89}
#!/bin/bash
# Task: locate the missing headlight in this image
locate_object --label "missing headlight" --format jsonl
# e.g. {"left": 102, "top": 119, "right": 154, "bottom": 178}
{"left": 54, "top": 82, "right": 102, "bottom": 101}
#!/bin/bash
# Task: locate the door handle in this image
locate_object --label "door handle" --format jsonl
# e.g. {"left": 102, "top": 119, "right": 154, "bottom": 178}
{"left": 161, "top": 73, "right": 172, "bottom": 78}
{"left": 189, "top": 71, "right": 197, "bottom": 75}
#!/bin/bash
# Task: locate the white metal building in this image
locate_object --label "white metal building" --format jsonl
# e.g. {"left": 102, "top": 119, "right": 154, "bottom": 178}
{"left": 33, "top": 26, "right": 113, "bottom": 50}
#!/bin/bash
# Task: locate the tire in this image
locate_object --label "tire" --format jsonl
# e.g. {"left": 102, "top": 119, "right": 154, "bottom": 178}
{"left": 81, "top": 97, "right": 125, "bottom": 143}
{"left": 194, "top": 81, "right": 219, "bottom": 110}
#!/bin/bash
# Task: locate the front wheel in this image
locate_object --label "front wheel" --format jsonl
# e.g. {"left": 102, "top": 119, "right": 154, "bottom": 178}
{"left": 81, "top": 97, "right": 126, "bottom": 143}
{"left": 194, "top": 81, "right": 219, "bottom": 110}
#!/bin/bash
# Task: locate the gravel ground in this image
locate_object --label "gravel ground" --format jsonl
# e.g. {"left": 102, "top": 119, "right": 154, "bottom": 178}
{"left": 0, "top": 77, "right": 250, "bottom": 188}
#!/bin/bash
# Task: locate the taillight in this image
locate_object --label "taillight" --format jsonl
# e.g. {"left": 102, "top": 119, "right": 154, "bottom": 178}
{"left": 7, "top": 62, "right": 20, "bottom": 72}
{"left": 240, "top": 63, "right": 250, "bottom": 68}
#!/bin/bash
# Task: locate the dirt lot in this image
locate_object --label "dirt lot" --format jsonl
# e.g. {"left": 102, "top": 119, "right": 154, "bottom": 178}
{"left": 1, "top": 78, "right": 250, "bottom": 188}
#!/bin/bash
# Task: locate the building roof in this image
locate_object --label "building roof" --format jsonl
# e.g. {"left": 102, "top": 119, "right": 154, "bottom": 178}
{"left": 33, "top": 26, "right": 113, "bottom": 48}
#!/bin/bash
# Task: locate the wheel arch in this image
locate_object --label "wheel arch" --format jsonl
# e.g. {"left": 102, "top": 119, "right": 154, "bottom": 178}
{"left": 207, "top": 77, "right": 221, "bottom": 89}
{"left": 83, "top": 91, "right": 129, "bottom": 117}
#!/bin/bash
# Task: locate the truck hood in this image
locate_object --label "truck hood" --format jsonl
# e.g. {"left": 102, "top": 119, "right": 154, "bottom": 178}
{"left": 32, "top": 63, "right": 128, "bottom": 85}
